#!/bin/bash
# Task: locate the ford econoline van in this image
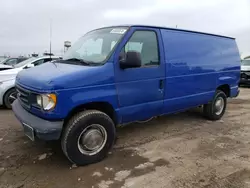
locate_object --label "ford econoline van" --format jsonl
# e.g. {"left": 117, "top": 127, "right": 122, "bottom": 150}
{"left": 12, "top": 25, "right": 240, "bottom": 165}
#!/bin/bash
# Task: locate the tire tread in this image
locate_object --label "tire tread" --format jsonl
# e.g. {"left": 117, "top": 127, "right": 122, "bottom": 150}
{"left": 203, "top": 90, "right": 227, "bottom": 121}
{"left": 61, "top": 110, "right": 115, "bottom": 165}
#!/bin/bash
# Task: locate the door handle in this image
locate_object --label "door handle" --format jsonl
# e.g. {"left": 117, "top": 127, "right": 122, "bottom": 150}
{"left": 159, "top": 80, "right": 164, "bottom": 90}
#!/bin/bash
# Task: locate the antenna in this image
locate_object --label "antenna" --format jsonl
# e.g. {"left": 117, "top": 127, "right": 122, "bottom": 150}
{"left": 49, "top": 19, "right": 52, "bottom": 58}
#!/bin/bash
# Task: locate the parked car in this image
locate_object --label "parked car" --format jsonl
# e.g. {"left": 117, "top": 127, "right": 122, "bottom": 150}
{"left": 0, "top": 57, "right": 28, "bottom": 71}
{"left": 0, "top": 64, "right": 13, "bottom": 71}
{"left": 0, "top": 57, "right": 27, "bottom": 66}
{"left": 0, "top": 56, "right": 60, "bottom": 108}
{"left": 240, "top": 58, "right": 250, "bottom": 85}
{"left": 12, "top": 25, "right": 240, "bottom": 166}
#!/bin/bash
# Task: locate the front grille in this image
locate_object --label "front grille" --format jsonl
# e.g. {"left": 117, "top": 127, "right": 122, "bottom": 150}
{"left": 16, "top": 85, "right": 30, "bottom": 109}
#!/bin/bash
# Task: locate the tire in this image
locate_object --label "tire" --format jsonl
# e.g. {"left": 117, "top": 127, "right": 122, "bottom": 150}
{"left": 3, "top": 88, "right": 17, "bottom": 109}
{"left": 203, "top": 90, "right": 227, "bottom": 121}
{"left": 61, "top": 110, "right": 116, "bottom": 166}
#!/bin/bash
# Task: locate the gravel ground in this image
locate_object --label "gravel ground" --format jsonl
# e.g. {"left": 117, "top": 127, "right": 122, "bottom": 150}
{"left": 0, "top": 87, "right": 250, "bottom": 188}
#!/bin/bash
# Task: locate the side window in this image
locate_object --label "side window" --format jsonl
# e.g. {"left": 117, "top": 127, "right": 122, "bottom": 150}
{"left": 51, "top": 58, "right": 59, "bottom": 62}
{"left": 5, "top": 58, "right": 18, "bottom": 66}
{"left": 18, "top": 58, "right": 26, "bottom": 63}
{"left": 125, "top": 41, "right": 143, "bottom": 53}
{"left": 33, "top": 59, "right": 44, "bottom": 66}
{"left": 123, "top": 30, "right": 159, "bottom": 66}
{"left": 43, "top": 58, "right": 53, "bottom": 63}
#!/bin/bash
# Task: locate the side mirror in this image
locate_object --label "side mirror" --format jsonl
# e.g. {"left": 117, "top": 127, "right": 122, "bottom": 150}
{"left": 119, "top": 51, "right": 142, "bottom": 69}
{"left": 24, "top": 64, "right": 34, "bottom": 69}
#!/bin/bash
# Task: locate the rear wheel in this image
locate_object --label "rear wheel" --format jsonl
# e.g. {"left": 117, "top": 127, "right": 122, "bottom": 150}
{"left": 203, "top": 90, "right": 227, "bottom": 120}
{"left": 61, "top": 110, "right": 116, "bottom": 165}
{"left": 3, "top": 88, "right": 17, "bottom": 109}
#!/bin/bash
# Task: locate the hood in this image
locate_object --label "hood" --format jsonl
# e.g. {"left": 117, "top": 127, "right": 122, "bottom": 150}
{"left": 0, "top": 68, "right": 21, "bottom": 82}
{"left": 0, "top": 74, "right": 17, "bottom": 82}
{"left": 0, "top": 64, "right": 13, "bottom": 71}
{"left": 16, "top": 61, "right": 114, "bottom": 91}
{"left": 241, "top": 65, "right": 250, "bottom": 71}
{"left": 0, "top": 67, "right": 21, "bottom": 76}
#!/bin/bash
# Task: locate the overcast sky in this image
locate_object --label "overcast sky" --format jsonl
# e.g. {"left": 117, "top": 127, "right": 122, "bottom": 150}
{"left": 0, "top": 0, "right": 250, "bottom": 57}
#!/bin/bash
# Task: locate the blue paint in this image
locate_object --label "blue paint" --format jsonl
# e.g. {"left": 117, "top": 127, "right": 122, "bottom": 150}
{"left": 13, "top": 25, "right": 240, "bottom": 132}
{"left": 160, "top": 29, "right": 240, "bottom": 114}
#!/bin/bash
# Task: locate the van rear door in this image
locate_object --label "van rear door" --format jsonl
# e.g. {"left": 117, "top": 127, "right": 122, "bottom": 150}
{"left": 114, "top": 27, "right": 165, "bottom": 123}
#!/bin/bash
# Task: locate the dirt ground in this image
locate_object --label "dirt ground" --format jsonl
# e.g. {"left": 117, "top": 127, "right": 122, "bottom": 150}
{"left": 1, "top": 88, "right": 250, "bottom": 188}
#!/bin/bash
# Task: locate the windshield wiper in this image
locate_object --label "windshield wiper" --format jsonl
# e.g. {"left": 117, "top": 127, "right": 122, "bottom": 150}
{"left": 64, "top": 58, "right": 92, "bottom": 65}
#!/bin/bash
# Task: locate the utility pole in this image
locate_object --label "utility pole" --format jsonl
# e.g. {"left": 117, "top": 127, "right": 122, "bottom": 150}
{"left": 49, "top": 19, "right": 52, "bottom": 58}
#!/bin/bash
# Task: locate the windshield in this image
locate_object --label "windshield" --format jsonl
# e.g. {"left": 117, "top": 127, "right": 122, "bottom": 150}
{"left": 241, "top": 60, "right": 250, "bottom": 66}
{"left": 63, "top": 27, "right": 128, "bottom": 64}
{"left": 0, "top": 58, "right": 8, "bottom": 64}
{"left": 14, "top": 57, "right": 36, "bottom": 68}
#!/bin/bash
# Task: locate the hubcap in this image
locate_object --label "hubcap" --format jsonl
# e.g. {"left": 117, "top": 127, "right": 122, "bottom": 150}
{"left": 77, "top": 124, "right": 107, "bottom": 156}
{"left": 215, "top": 97, "right": 224, "bottom": 115}
{"left": 8, "top": 91, "right": 17, "bottom": 105}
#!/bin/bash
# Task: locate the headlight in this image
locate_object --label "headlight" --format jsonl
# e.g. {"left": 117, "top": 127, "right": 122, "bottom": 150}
{"left": 36, "top": 94, "right": 57, "bottom": 111}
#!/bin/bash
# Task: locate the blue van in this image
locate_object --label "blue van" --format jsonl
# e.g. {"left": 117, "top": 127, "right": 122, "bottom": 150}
{"left": 12, "top": 25, "right": 240, "bottom": 165}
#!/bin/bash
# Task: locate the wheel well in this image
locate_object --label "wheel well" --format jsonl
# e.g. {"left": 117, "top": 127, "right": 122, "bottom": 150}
{"left": 3, "top": 87, "right": 15, "bottom": 105}
{"left": 217, "top": 84, "right": 230, "bottom": 97}
{"left": 64, "top": 102, "right": 117, "bottom": 126}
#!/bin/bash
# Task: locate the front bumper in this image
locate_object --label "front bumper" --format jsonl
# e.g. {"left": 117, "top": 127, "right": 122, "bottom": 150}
{"left": 12, "top": 100, "right": 63, "bottom": 141}
{"left": 240, "top": 78, "right": 250, "bottom": 85}
{"left": 240, "top": 71, "right": 250, "bottom": 85}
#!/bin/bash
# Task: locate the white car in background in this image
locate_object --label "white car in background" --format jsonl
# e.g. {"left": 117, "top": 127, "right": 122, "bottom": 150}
{"left": 240, "top": 58, "right": 250, "bottom": 86}
{"left": 0, "top": 57, "right": 28, "bottom": 70}
{"left": 0, "top": 56, "right": 60, "bottom": 108}
{"left": 0, "top": 64, "right": 13, "bottom": 70}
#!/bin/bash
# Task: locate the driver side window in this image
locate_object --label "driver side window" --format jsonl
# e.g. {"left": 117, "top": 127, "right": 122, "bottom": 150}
{"left": 122, "top": 30, "right": 160, "bottom": 67}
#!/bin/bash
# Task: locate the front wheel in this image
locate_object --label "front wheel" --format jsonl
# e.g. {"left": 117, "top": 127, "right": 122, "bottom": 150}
{"left": 203, "top": 90, "right": 227, "bottom": 121}
{"left": 3, "top": 88, "right": 17, "bottom": 109}
{"left": 61, "top": 110, "right": 116, "bottom": 166}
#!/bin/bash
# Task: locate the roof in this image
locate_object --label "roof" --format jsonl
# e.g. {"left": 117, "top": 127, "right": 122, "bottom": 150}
{"left": 99, "top": 24, "right": 235, "bottom": 40}
{"left": 34, "top": 55, "right": 61, "bottom": 60}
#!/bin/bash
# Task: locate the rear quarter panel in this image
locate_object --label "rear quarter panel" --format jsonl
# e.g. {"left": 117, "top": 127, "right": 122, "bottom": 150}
{"left": 161, "top": 29, "right": 240, "bottom": 113}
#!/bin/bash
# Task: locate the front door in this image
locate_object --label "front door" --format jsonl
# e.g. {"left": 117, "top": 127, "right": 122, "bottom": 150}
{"left": 114, "top": 27, "right": 165, "bottom": 123}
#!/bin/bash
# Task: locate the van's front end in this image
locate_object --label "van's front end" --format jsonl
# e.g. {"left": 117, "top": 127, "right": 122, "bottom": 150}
{"left": 13, "top": 82, "right": 63, "bottom": 141}
{"left": 12, "top": 26, "right": 128, "bottom": 165}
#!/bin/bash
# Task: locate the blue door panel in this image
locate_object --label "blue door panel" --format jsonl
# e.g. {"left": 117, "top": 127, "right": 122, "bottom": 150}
{"left": 160, "top": 28, "right": 240, "bottom": 114}
{"left": 119, "top": 100, "right": 163, "bottom": 123}
{"left": 164, "top": 73, "right": 216, "bottom": 99}
{"left": 116, "top": 78, "right": 163, "bottom": 107}
{"left": 163, "top": 91, "right": 214, "bottom": 114}
{"left": 114, "top": 27, "right": 165, "bottom": 123}
{"left": 163, "top": 73, "right": 216, "bottom": 113}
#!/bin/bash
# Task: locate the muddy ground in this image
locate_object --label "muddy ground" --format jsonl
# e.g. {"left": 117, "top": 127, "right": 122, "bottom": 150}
{"left": 1, "top": 88, "right": 250, "bottom": 188}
